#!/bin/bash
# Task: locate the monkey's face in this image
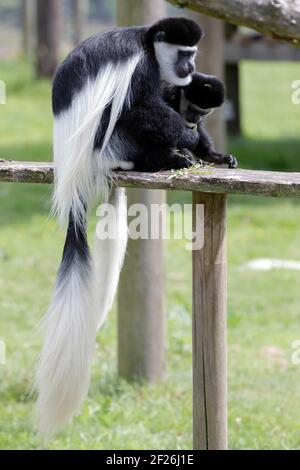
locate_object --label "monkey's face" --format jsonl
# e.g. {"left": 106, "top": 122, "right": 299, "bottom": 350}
{"left": 180, "top": 91, "right": 212, "bottom": 124}
{"left": 154, "top": 42, "right": 197, "bottom": 86}
{"left": 181, "top": 72, "right": 225, "bottom": 123}
{"left": 149, "top": 17, "right": 202, "bottom": 87}
{"left": 184, "top": 73, "right": 225, "bottom": 110}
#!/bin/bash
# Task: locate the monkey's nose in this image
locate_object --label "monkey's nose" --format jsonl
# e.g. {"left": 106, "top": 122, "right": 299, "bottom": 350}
{"left": 188, "top": 62, "right": 195, "bottom": 74}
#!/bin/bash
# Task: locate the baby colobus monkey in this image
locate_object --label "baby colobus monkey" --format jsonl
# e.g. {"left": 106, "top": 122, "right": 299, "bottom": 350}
{"left": 36, "top": 17, "right": 202, "bottom": 437}
{"left": 166, "top": 72, "right": 238, "bottom": 168}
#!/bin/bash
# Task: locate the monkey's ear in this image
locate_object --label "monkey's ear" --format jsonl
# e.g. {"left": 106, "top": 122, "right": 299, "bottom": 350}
{"left": 154, "top": 31, "right": 166, "bottom": 42}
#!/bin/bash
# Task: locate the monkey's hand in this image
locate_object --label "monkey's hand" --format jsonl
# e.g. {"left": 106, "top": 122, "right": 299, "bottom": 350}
{"left": 162, "top": 149, "right": 196, "bottom": 170}
{"left": 196, "top": 152, "right": 238, "bottom": 169}
{"left": 177, "top": 127, "right": 199, "bottom": 151}
{"left": 215, "top": 153, "right": 238, "bottom": 169}
{"left": 226, "top": 154, "right": 238, "bottom": 169}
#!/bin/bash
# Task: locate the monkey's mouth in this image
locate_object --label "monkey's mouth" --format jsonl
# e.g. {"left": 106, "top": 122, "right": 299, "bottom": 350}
{"left": 177, "top": 70, "right": 193, "bottom": 79}
{"left": 198, "top": 108, "right": 212, "bottom": 116}
{"left": 185, "top": 105, "right": 212, "bottom": 123}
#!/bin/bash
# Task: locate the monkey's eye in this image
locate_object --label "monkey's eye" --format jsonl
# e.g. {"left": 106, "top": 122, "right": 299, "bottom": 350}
{"left": 178, "top": 50, "right": 195, "bottom": 59}
{"left": 178, "top": 50, "right": 196, "bottom": 61}
{"left": 154, "top": 31, "right": 166, "bottom": 42}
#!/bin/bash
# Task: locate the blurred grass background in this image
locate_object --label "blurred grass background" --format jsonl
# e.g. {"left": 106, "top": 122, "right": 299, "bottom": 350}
{"left": 0, "top": 59, "right": 300, "bottom": 449}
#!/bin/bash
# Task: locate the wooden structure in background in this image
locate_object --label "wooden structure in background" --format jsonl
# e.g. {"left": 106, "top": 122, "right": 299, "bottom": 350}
{"left": 72, "top": 0, "right": 88, "bottom": 45}
{"left": 187, "top": 12, "right": 226, "bottom": 151}
{"left": 21, "top": 0, "right": 36, "bottom": 59}
{"left": 36, "top": 0, "right": 61, "bottom": 78}
{"left": 168, "top": 0, "right": 300, "bottom": 45}
{"left": 3, "top": 160, "right": 300, "bottom": 449}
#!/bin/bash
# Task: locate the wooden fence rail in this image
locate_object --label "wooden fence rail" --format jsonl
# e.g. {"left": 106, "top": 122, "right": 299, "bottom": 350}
{"left": 2, "top": 160, "right": 300, "bottom": 196}
{"left": 1, "top": 160, "right": 300, "bottom": 449}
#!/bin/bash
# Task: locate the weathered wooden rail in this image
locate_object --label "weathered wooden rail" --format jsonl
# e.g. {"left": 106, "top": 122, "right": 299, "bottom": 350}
{"left": 2, "top": 160, "right": 300, "bottom": 196}
{"left": 1, "top": 160, "right": 300, "bottom": 450}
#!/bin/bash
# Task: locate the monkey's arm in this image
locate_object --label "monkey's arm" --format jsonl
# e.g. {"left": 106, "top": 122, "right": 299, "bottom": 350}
{"left": 193, "top": 124, "right": 237, "bottom": 169}
{"left": 122, "top": 98, "right": 199, "bottom": 150}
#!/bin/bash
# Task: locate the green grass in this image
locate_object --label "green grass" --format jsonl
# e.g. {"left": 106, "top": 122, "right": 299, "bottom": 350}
{"left": 0, "top": 59, "right": 300, "bottom": 449}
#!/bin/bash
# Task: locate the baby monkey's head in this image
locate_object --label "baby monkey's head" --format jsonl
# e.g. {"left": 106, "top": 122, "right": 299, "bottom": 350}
{"left": 181, "top": 72, "right": 225, "bottom": 124}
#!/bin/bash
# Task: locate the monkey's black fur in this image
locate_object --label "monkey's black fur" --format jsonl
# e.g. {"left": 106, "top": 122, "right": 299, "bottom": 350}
{"left": 165, "top": 72, "right": 238, "bottom": 169}
{"left": 53, "top": 18, "right": 201, "bottom": 173}
{"left": 54, "top": 18, "right": 203, "bottom": 286}
{"left": 184, "top": 72, "right": 225, "bottom": 115}
{"left": 59, "top": 210, "right": 91, "bottom": 280}
{"left": 147, "top": 17, "right": 203, "bottom": 46}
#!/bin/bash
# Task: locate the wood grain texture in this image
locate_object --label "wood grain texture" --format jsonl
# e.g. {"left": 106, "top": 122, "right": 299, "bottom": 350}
{"left": 0, "top": 161, "right": 53, "bottom": 184}
{"left": 192, "top": 192, "right": 227, "bottom": 450}
{"left": 168, "top": 0, "right": 300, "bottom": 45}
{"left": 2, "top": 161, "right": 300, "bottom": 198}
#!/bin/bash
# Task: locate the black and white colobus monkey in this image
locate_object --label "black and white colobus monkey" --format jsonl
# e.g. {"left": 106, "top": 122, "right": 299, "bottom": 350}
{"left": 36, "top": 18, "right": 202, "bottom": 436}
{"left": 166, "top": 72, "right": 238, "bottom": 168}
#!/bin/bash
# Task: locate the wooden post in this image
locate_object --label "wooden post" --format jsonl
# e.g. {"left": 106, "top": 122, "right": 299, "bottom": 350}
{"left": 118, "top": 188, "right": 166, "bottom": 381}
{"left": 117, "top": 0, "right": 166, "bottom": 23}
{"left": 226, "top": 63, "right": 241, "bottom": 136}
{"left": 186, "top": 12, "right": 226, "bottom": 151}
{"left": 36, "top": 0, "right": 61, "bottom": 78}
{"left": 117, "top": 0, "right": 167, "bottom": 382}
{"left": 192, "top": 192, "right": 227, "bottom": 450}
{"left": 21, "top": 0, "right": 35, "bottom": 59}
{"left": 73, "top": 0, "right": 87, "bottom": 45}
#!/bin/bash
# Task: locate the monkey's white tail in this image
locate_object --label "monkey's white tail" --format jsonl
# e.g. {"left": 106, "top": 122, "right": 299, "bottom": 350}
{"left": 36, "top": 188, "right": 128, "bottom": 437}
{"left": 93, "top": 187, "right": 128, "bottom": 329}
{"left": 36, "top": 54, "right": 140, "bottom": 437}
{"left": 36, "top": 214, "right": 97, "bottom": 437}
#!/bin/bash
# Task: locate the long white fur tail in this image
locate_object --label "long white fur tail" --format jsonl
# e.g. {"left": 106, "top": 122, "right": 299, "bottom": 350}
{"left": 35, "top": 215, "right": 97, "bottom": 437}
{"left": 94, "top": 187, "right": 128, "bottom": 329}
{"left": 36, "top": 54, "right": 140, "bottom": 437}
{"left": 36, "top": 189, "right": 128, "bottom": 437}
